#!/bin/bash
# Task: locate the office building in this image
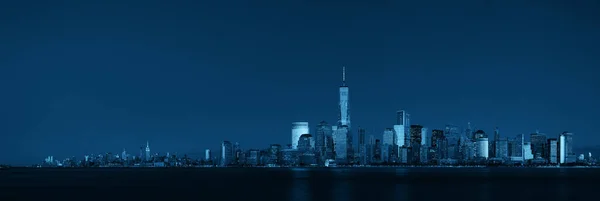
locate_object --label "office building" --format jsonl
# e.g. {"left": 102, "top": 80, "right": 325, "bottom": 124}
{"left": 396, "top": 110, "right": 411, "bottom": 146}
{"left": 221, "top": 141, "right": 234, "bottom": 166}
{"left": 205, "top": 149, "right": 211, "bottom": 161}
{"left": 431, "top": 129, "right": 445, "bottom": 162}
{"left": 382, "top": 128, "right": 395, "bottom": 162}
{"left": 315, "top": 121, "right": 331, "bottom": 160}
{"left": 523, "top": 142, "right": 534, "bottom": 160}
{"left": 530, "top": 132, "right": 547, "bottom": 159}
{"left": 338, "top": 67, "right": 351, "bottom": 128}
{"left": 333, "top": 126, "right": 350, "bottom": 164}
{"left": 421, "top": 127, "right": 429, "bottom": 146}
{"left": 358, "top": 127, "right": 366, "bottom": 164}
{"left": 476, "top": 137, "right": 489, "bottom": 159}
{"left": 495, "top": 138, "right": 509, "bottom": 159}
{"left": 410, "top": 125, "right": 424, "bottom": 163}
{"left": 291, "top": 122, "right": 310, "bottom": 149}
{"left": 548, "top": 138, "right": 558, "bottom": 164}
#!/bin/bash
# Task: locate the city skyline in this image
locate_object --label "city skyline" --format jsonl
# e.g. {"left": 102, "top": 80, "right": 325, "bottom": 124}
{"left": 2, "top": 1, "right": 599, "bottom": 165}
{"left": 15, "top": 68, "right": 592, "bottom": 167}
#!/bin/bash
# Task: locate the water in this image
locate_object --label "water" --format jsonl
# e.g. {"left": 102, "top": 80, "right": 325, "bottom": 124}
{"left": 1, "top": 167, "right": 598, "bottom": 201}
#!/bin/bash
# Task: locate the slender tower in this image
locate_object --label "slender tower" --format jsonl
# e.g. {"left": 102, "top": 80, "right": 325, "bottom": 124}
{"left": 338, "top": 66, "right": 350, "bottom": 128}
{"left": 145, "top": 141, "right": 151, "bottom": 162}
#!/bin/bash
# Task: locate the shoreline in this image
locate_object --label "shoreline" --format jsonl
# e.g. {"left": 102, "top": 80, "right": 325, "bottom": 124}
{"left": 3, "top": 165, "right": 599, "bottom": 169}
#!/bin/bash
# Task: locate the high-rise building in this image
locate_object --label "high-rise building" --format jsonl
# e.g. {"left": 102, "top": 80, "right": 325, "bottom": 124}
{"left": 444, "top": 124, "right": 460, "bottom": 159}
{"left": 145, "top": 141, "right": 151, "bottom": 162}
{"left": 410, "top": 125, "right": 424, "bottom": 163}
{"left": 431, "top": 129, "right": 445, "bottom": 161}
{"left": 205, "top": 149, "right": 211, "bottom": 161}
{"left": 563, "top": 132, "right": 575, "bottom": 163}
{"left": 365, "top": 135, "right": 375, "bottom": 164}
{"left": 558, "top": 132, "right": 574, "bottom": 164}
{"left": 298, "top": 134, "right": 314, "bottom": 152}
{"left": 495, "top": 138, "right": 509, "bottom": 159}
{"left": 297, "top": 134, "right": 315, "bottom": 165}
{"left": 382, "top": 128, "right": 395, "bottom": 162}
{"left": 490, "top": 127, "right": 500, "bottom": 158}
{"left": 121, "top": 149, "right": 127, "bottom": 161}
{"left": 221, "top": 141, "right": 234, "bottom": 167}
{"left": 393, "top": 125, "right": 405, "bottom": 147}
{"left": 509, "top": 134, "right": 524, "bottom": 162}
{"left": 315, "top": 121, "right": 331, "bottom": 158}
{"left": 466, "top": 122, "right": 473, "bottom": 140}
{"left": 396, "top": 110, "right": 411, "bottom": 146}
{"left": 291, "top": 122, "right": 310, "bottom": 149}
{"left": 267, "top": 144, "right": 282, "bottom": 165}
{"left": 547, "top": 138, "right": 558, "bottom": 164}
{"left": 333, "top": 126, "right": 350, "bottom": 164}
{"left": 358, "top": 128, "right": 366, "bottom": 164}
{"left": 421, "top": 127, "right": 429, "bottom": 146}
{"left": 476, "top": 138, "right": 489, "bottom": 159}
{"left": 523, "top": 142, "right": 534, "bottom": 160}
{"left": 530, "top": 132, "right": 547, "bottom": 159}
{"left": 338, "top": 67, "right": 351, "bottom": 128}
{"left": 374, "top": 139, "right": 382, "bottom": 162}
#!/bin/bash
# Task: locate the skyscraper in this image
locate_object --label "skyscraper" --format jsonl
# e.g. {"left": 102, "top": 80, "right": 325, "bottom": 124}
{"left": 315, "top": 121, "right": 332, "bottom": 162}
{"left": 221, "top": 141, "right": 234, "bottom": 167}
{"left": 444, "top": 124, "right": 460, "bottom": 159}
{"left": 382, "top": 128, "right": 395, "bottom": 162}
{"left": 530, "top": 132, "right": 547, "bottom": 159}
{"left": 358, "top": 127, "right": 366, "bottom": 164}
{"left": 420, "top": 127, "right": 429, "bottom": 146}
{"left": 510, "top": 134, "right": 524, "bottom": 162}
{"left": 297, "top": 134, "right": 314, "bottom": 152}
{"left": 548, "top": 138, "right": 558, "bottom": 164}
{"left": 393, "top": 125, "right": 405, "bottom": 147}
{"left": 466, "top": 122, "right": 473, "bottom": 140}
{"left": 495, "top": 138, "right": 509, "bottom": 159}
{"left": 333, "top": 125, "right": 350, "bottom": 164}
{"left": 563, "top": 132, "right": 575, "bottom": 163}
{"left": 205, "top": 149, "right": 211, "bottom": 161}
{"left": 410, "top": 125, "right": 424, "bottom": 163}
{"left": 365, "top": 134, "right": 375, "bottom": 164}
{"left": 476, "top": 138, "right": 489, "bottom": 159}
{"left": 291, "top": 122, "right": 310, "bottom": 149}
{"left": 490, "top": 127, "right": 499, "bottom": 158}
{"left": 338, "top": 67, "right": 350, "bottom": 128}
{"left": 145, "top": 141, "right": 151, "bottom": 162}
{"left": 396, "top": 110, "right": 410, "bottom": 146}
{"left": 431, "top": 129, "right": 445, "bottom": 161}
{"left": 558, "top": 132, "right": 574, "bottom": 164}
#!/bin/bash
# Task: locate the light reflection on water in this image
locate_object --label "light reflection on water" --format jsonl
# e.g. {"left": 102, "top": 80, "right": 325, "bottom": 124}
{"left": 394, "top": 183, "right": 409, "bottom": 201}
{"left": 283, "top": 168, "right": 589, "bottom": 201}
{"left": 332, "top": 181, "right": 350, "bottom": 201}
{"left": 289, "top": 180, "right": 310, "bottom": 201}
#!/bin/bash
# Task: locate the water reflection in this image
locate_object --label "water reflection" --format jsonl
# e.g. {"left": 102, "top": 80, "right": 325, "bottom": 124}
{"left": 291, "top": 168, "right": 310, "bottom": 179}
{"left": 478, "top": 183, "right": 491, "bottom": 201}
{"left": 332, "top": 180, "right": 350, "bottom": 201}
{"left": 394, "top": 183, "right": 409, "bottom": 201}
{"left": 289, "top": 179, "right": 310, "bottom": 201}
{"left": 395, "top": 168, "right": 409, "bottom": 176}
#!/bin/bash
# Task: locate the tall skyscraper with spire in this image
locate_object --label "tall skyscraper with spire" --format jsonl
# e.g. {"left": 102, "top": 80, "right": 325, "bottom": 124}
{"left": 338, "top": 66, "right": 350, "bottom": 128}
{"left": 145, "top": 141, "right": 151, "bottom": 162}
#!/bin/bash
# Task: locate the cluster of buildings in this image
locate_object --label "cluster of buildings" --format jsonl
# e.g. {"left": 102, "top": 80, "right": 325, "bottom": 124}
{"left": 216, "top": 68, "right": 594, "bottom": 167}
{"left": 38, "top": 67, "right": 595, "bottom": 168}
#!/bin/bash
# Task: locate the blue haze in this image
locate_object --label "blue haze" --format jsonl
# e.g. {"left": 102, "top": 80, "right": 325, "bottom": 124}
{"left": 1, "top": 0, "right": 599, "bottom": 165}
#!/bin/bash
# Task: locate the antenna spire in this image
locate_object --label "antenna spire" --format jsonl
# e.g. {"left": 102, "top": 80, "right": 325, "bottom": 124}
{"left": 342, "top": 66, "right": 346, "bottom": 85}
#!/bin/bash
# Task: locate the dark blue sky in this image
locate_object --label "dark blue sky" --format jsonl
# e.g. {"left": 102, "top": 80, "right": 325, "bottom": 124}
{"left": 1, "top": 0, "right": 599, "bottom": 165}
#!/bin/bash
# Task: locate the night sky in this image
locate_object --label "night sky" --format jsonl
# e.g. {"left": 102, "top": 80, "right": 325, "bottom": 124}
{"left": 1, "top": 0, "right": 599, "bottom": 165}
